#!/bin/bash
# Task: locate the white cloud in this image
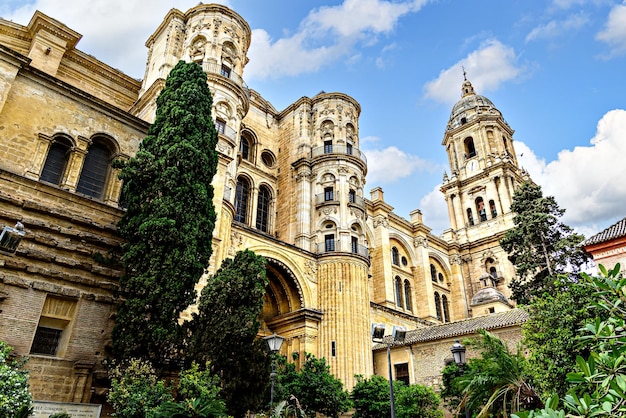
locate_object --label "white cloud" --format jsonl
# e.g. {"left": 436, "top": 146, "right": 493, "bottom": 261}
{"left": 246, "top": 0, "right": 430, "bottom": 80}
{"left": 423, "top": 39, "right": 523, "bottom": 104}
{"left": 515, "top": 109, "right": 626, "bottom": 233}
{"left": 363, "top": 146, "right": 438, "bottom": 184}
{"left": 596, "top": 3, "right": 626, "bottom": 57}
{"left": 525, "top": 12, "right": 589, "bottom": 42}
{"left": 419, "top": 185, "right": 450, "bottom": 235}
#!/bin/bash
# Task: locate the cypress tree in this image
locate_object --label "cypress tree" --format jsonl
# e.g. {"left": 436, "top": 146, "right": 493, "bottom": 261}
{"left": 112, "top": 60, "right": 218, "bottom": 366}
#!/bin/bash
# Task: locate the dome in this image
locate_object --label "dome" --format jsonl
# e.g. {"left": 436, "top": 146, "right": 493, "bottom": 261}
{"left": 447, "top": 79, "right": 500, "bottom": 130}
{"left": 471, "top": 286, "right": 510, "bottom": 306}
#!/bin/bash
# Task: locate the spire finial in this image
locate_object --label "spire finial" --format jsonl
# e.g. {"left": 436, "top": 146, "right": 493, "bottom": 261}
{"left": 462, "top": 65, "right": 467, "bottom": 81}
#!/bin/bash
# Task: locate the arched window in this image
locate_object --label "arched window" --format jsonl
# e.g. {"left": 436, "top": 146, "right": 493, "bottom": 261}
{"left": 476, "top": 197, "right": 487, "bottom": 222}
{"left": 234, "top": 177, "right": 250, "bottom": 223}
{"left": 351, "top": 236, "right": 358, "bottom": 254}
{"left": 442, "top": 295, "right": 450, "bottom": 322}
{"left": 215, "top": 119, "right": 226, "bottom": 134}
{"left": 392, "top": 247, "right": 400, "bottom": 266}
{"left": 489, "top": 199, "right": 497, "bottom": 218}
{"left": 430, "top": 264, "right": 437, "bottom": 282}
{"left": 395, "top": 276, "right": 403, "bottom": 308}
{"left": 467, "top": 208, "right": 474, "bottom": 226}
{"left": 434, "top": 292, "right": 442, "bottom": 321}
{"left": 404, "top": 280, "right": 412, "bottom": 311}
{"left": 77, "top": 141, "right": 111, "bottom": 199}
{"left": 40, "top": 137, "right": 72, "bottom": 185}
{"left": 256, "top": 185, "right": 271, "bottom": 232}
{"left": 239, "top": 137, "right": 250, "bottom": 161}
{"left": 464, "top": 137, "right": 476, "bottom": 158}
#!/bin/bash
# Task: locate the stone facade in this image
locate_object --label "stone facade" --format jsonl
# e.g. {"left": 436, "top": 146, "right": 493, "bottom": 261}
{"left": 0, "top": 3, "right": 530, "bottom": 408}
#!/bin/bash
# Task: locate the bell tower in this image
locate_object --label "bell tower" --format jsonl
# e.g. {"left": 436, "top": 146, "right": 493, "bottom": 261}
{"left": 441, "top": 77, "right": 530, "bottom": 313}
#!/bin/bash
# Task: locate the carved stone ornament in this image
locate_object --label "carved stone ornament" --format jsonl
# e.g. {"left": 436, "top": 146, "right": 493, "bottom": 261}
{"left": 228, "top": 231, "right": 243, "bottom": 255}
{"left": 373, "top": 216, "right": 389, "bottom": 228}
{"left": 305, "top": 259, "right": 318, "bottom": 276}
{"left": 414, "top": 236, "right": 428, "bottom": 248}
{"left": 450, "top": 254, "right": 462, "bottom": 265}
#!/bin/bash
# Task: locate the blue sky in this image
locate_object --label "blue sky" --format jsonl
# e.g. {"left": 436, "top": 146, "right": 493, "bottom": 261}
{"left": 2, "top": 0, "right": 626, "bottom": 238}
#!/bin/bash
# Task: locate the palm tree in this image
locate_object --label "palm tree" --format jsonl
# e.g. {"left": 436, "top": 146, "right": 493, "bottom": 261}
{"left": 455, "top": 330, "right": 542, "bottom": 417}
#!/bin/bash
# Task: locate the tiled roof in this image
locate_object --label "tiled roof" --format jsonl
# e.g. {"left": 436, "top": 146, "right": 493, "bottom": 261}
{"left": 373, "top": 308, "right": 528, "bottom": 350}
{"left": 583, "top": 217, "right": 626, "bottom": 246}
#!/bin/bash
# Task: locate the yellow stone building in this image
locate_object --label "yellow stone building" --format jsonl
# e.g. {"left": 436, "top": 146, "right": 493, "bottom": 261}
{"left": 0, "top": 3, "right": 530, "bottom": 408}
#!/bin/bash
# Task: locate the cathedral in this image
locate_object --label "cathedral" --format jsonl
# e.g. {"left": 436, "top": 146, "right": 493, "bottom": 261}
{"left": 0, "top": 3, "right": 529, "bottom": 409}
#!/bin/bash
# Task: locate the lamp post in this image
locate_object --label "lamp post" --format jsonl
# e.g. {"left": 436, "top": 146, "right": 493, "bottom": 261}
{"left": 264, "top": 333, "right": 285, "bottom": 411}
{"left": 451, "top": 339, "right": 470, "bottom": 418}
{"left": 372, "top": 324, "right": 407, "bottom": 418}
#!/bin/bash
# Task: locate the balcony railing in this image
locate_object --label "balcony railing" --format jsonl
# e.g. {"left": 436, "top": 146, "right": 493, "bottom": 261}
{"left": 315, "top": 193, "right": 339, "bottom": 206}
{"left": 348, "top": 194, "right": 366, "bottom": 209}
{"left": 203, "top": 62, "right": 249, "bottom": 93}
{"left": 311, "top": 144, "right": 367, "bottom": 164}
{"left": 315, "top": 241, "right": 369, "bottom": 258}
{"left": 216, "top": 124, "right": 238, "bottom": 146}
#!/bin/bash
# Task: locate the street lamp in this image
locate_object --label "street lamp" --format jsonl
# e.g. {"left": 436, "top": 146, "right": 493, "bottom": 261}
{"left": 264, "top": 333, "right": 285, "bottom": 411}
{"left": 372, "top": 324, "right": 406, "bottom": 418}
{"left": 450, "top": 339, "right": 470, "bottom": 418}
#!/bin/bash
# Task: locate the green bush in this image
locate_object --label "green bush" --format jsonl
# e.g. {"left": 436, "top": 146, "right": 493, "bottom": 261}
{"left": 0, "top": 340, "right": 33, "bottom": 417}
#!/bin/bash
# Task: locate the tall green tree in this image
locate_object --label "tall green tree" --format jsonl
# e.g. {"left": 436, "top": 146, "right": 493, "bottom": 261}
{"left": 500, "top": 181, "right": 589, "bottom": 304}
{"left": 187, "top": 249, "right": 269, "bottom": 418}
{"left": 521, "top": 277, "right": 596, "bottom": 399}
{"left": 111, "top": 60, "right": 218, "bottom": 365}
{"left": 278, "top": 353, "right": 352, "bottom": 418}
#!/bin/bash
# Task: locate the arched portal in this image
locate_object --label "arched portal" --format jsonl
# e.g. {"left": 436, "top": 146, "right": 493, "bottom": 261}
{"left": 259, "top": 258, "right": 322, "bottom": 362}
{"left": 261, "top": 259, "right": 304, "bottom": 322}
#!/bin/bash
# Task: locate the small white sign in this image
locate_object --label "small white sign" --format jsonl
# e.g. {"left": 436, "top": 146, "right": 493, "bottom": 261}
{"left": 31, "top": 401, "right": 102, "bottom": 418}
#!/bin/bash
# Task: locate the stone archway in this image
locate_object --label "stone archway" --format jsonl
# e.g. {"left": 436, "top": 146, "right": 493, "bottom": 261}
{"left": 259, "top": 258, "right": 322, "bottom": 360}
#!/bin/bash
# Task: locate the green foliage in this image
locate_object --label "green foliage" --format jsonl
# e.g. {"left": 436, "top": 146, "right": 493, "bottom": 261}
{"left": 453, "top": 330, "right": 542, "bottom": 417}
{"left": 439, "top": 362, "right": 463, "bottom": 416}
{"left": 351, "top": 374, "right": 441, "bottom": 418}
{"left": 522, "top": 276, "right": 597, "bottom": 399}
{"left": 561, "top": 264, "right": 626, "bottom": 416}
{"left": 151, "top": 362, "right": 226, "bottom": 418}
{"left": 351, "top": 374, "right": 398, "bottom": 418}
{"left": 395, "top": 383, "right": 443, "bottom": 418}
{"left": 270, "top": 396, "right": 307, "bottom": 418}
{"left": 500, "top": 182, "right": 589, "bottom": 304}
{"left": 49, "top": 414, "right": 73, "bottom": 418}
{"left": 107, "top": 358, "right": 172, "bottom": 418}
{"left": 112, "top": 60, "right": 218, "bottom": 366}
{"left": 187, "top": 249, "right": 269, "bottom": 417}
{"left": 276, "top": 353, "right": 351, "bottom": 418}
{"left": 0, "top": 341, "right": 32, "bottom": 418}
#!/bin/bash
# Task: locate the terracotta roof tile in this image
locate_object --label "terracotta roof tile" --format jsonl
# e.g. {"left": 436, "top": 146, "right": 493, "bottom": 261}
{"left": 583, "top": 217, "right": 626, "bottom": 246}
{"left": 373, "top": 308, "right": 528, "bottom": 350}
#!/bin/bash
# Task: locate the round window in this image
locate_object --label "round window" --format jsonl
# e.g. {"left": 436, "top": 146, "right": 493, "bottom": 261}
{"left": 401, "top": 256, "right": 408, "bottom": 266}
{"left": 261, "top": 150, "right": 276, "bottom": 168}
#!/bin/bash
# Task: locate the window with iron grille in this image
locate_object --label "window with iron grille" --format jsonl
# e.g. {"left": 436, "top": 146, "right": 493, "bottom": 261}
{"left": 30, "top": 326, "right": 63, "bottom": 356}
{"left": 404, "top": 280, "right": 412, "bottom": 311}
{"left": 256, "top": 186, "right": 271, "bottom": 232}
{"left": 239, "top": 137, "right": 250, "bottom": 160}
{"left": 235, "top": 177, "right": 250, "bottom": 224}
{"left": 41, "top": 139, "right": 72, "bottom": 184}
{"left": 394, "top": 363, "right": 410, "bottom": 385}
{"left": 323, "top": 140, "right": 333, "bottom": 154}
{"left": 324, "top": 187, "right": 334, "bottom": 201}
{"left": 76, "top": 142, "right": 110, "bottom": 199}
